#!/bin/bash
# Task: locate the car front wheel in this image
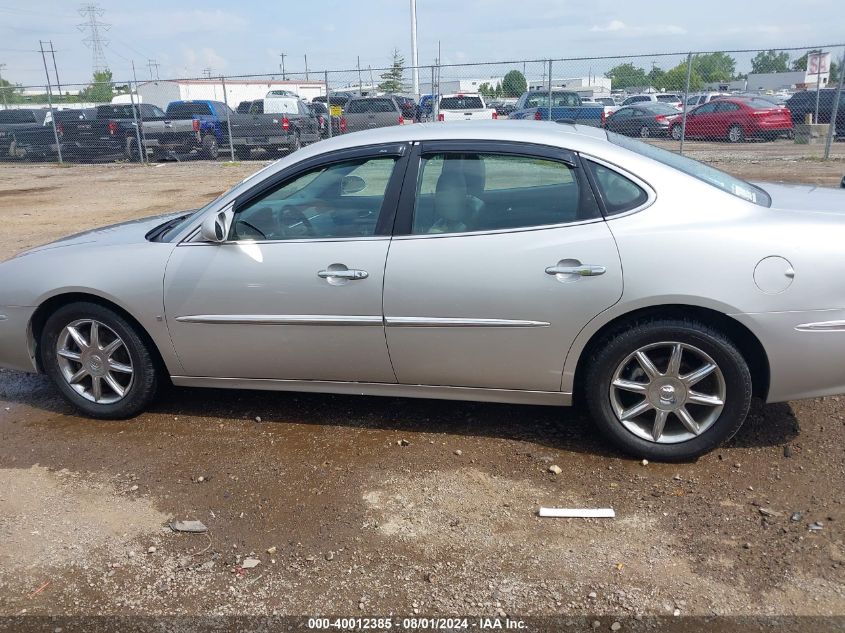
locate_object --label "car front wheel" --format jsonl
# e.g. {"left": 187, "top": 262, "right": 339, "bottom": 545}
{"left": 584, "top": 319, "right": 752, "bottom": 461}
{"left": 41, "top": 302, "right": 159, "bottom": 419}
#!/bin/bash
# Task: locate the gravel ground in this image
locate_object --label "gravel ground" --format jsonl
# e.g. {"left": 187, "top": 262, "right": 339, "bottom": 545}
{"left": 0, "top": 153, "right": 843, "bottom": 630}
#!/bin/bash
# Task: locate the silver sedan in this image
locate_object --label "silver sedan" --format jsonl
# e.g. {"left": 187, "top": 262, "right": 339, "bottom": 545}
{"left": 1, "top": 121, "right": 844, "bottom": 461}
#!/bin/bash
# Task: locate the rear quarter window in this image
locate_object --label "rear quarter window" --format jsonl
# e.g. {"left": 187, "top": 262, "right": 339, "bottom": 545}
{"left": 587, "top": 161, "right": 649, "bottom": 215}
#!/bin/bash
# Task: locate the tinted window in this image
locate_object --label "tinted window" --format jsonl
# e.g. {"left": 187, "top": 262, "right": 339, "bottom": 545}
{"left": 525, "top": 92, "right": 581, "bottom": 107}
{"left": 231, "top": 157, "right": 397, "bottom": 241}
{"left": 587, "top": 161, "right": 648, "bottom": 215}
{"left": 166, "top": 102, "right": 213, "bottom": 118}
{"left": 0, "top": 110, "right": 37, "bottom": 124}
{"left": 612, "top": 108, "right": 633, "bottom": 118}
{"left": 743, "top": 98, "right": 778, "bottom": 110}
{"left": 656, "top": 94, "right": 680, "bottom": 102}
{"left": 643, "top": 103, "right": 680, "bottom": 114}
{"left": 142, "top": 104, "right": 166, "bottom": 117}
{"left": 440, "top": 96, "right": 484, "bottom": 109}
{"left": 346, "top": 99, "right": 398, "bottom": 113}
{"left": 694, "top": 102, "right": 718, "bottom": 114}
{"left": 608, "top": 131, "right": 771, "bottom": 207}
{"left": 715, "top": 102, "right": 740, "bottom": 112}
{"left": 412, "top": 153, "right": 599, "bottom": 235}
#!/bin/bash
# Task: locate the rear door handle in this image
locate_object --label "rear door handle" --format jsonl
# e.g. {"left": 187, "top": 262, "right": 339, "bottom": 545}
{"left": 318, "top": 269, "right": 369, "bottom": 280}
{"left": 545, "top": 265, "right": 606, "bottom": 276}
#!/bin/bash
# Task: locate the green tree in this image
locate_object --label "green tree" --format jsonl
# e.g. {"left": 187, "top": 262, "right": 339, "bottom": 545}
{"left": 0, "top": 77, "right": 22, "bottom": 104}
{"left": 647, "top": 66, "right": 666, "bottom": 88}
{"left": 377, "top": 49, "right": 405, "bottom": 93}
{"left": 478, "top": 82, "right": 495, "bottom": 98}
{"left": 501, "top": 70, "right": 527, "bottom": 98}
{"left": 80, "top": 70, "right": 114, "bottom": 103}
{"left": 692, "top": 52, "right": 736, "bottom": 83}
{"left": 657, "top": 63, "right": 702, "bottom": 92}
{"left": 604, "top": 63, "right": 649, "bottom": 90}
{"left": 750, "top": 50, "right": 790, "bottom": 74}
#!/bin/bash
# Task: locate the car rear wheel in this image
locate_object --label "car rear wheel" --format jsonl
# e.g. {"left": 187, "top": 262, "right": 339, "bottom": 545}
{"left": 201, "top": 134, "right": 219, "bottom": 160}
{"left": 639, "top": 126, "right": 650, "bottom": 138}
{"left": 125, "top": 137, "right": 142, "bottom": 162}
{"left": 670, "top": 124, "right": 682, "bottom": 140}
{"left": 41, "top": 302, "right": 159, "bottom": 419}
{"left": 584, "top": 319, "right": 752, "bottom": 461}
{"left": 290, "top": 131, "right": 302, "bottom": 152}
{"left": 235, "top": 147, "right": 251, "bottom": 161}
{"left": 727, "top": 124, "right": 744, "bottom": 143}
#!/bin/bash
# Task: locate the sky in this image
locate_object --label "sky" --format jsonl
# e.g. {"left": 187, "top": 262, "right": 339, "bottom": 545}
{"left": 1, "top": 0, "right": 843, "bottom": 88}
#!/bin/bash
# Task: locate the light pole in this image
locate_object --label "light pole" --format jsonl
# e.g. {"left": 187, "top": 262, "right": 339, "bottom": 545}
{"left": 410, "top": 0, "right": 419, "bottom": 98}
{"left": 279, "top": 53, "right": 286, "bottom": 80}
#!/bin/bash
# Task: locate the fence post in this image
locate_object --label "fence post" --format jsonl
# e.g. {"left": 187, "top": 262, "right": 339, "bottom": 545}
{"left": 132, "top": 61, "right": 148, "bottom": 158}
{"left": 679, "top": 52, "right": 693, "bottom": 155}
{"left": 325, "top": 70, "right": 332, "bottom": 138}
{"left": 823, "top": 48, "right": 845, "bottom": 160}
{"left": 127, "top": 81, "right": 144, "bottom": 164}
{"left": 220, "top": 76, "right": 235, "bottom": 162}
{"left": 547, "top": 59, "right": 553, "bottom": 121}
{"left": 38, "top": 42, "right": 62, "bottom": 164}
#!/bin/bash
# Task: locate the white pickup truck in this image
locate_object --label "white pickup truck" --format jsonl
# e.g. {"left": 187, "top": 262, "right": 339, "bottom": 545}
{"left": 437, "top": 93, "right": 498, "bottom": 121}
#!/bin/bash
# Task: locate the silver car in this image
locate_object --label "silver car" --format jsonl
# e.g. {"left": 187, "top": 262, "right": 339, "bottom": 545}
{"left": 1, "top": 121, "right": 844, "bottom": 461}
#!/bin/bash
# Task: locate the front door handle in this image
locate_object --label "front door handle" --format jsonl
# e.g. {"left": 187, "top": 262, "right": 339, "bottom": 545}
{"left": 545, "top": 264, "right": 606, "bottom": 277}
{"left": 318, "top": 268, "right": 369, "bottom": 280}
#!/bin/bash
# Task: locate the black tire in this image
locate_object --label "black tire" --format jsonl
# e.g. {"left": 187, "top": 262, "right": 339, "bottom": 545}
{"left": 639, "top": 125, "right": 650, "bottom": 138}
{"left": 290, "top": 131, "right": 301, "bottom": 152}
{"left": 584, "top": 318, "right": 752, "bottom": 461}
{"left": 40, "top": 302, "right": 159, "bottom": 419}
{"left": 234, "top": 147, "right": 251, "bottom": 161}
{"left": 201, "top": 134, "right": 219, "bottom": 160}
{"left": 670, "top": 124, "right": 682, "bottom": 140}
{"left": 125, "top": 136, "right": 142, "bottom": 162}
{"left": 727, "top": 124, "right": 744, "bottom": 143}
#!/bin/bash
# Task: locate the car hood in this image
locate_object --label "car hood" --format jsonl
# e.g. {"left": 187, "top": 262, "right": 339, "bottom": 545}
{"left": 755, "top": 182, "right": 845, "bottom": 214}
{"left": 15, "top": 210, "right": 193, "bottom": 257}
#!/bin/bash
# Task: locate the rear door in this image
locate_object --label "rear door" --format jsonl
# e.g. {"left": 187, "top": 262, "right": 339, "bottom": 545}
{"left": 382, "top": 141, "right": 624, "bottom": 392}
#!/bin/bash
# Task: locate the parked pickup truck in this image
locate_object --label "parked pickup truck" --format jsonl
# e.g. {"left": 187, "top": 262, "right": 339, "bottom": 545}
{"left": 508, "top": 90, "right": 605, "bottom": 126}
{"left": 59, "top": 103, "right": 166, "bottom": 160}
{"left": 437, "top": 93, "right": 497, "bottom": 121}
{"left": 0, "top": 109, "right": 49, "bottom": 158}
{"left": 142, "top": 100, "right": 232, "bottom": 160}
{"left": 9, "top": 109, "right": 95, "bottom": 161}
{"left": 228, "top": 96, "right": 320, "bottom": 159}
{"left": 341, "top": 97, "right": 404, "bottom": 134}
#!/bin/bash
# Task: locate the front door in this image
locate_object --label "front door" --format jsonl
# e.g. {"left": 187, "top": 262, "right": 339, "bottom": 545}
{"left": 164, "top": 144, "right": 408, "bottom": 382}
{"left": 383, "top": 142, "right": 624, "bottom": 392}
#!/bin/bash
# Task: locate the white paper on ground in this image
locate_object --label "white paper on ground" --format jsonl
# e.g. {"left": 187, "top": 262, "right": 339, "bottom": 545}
{"left": 538, "top": 507, "right": 615, "bottom": 518}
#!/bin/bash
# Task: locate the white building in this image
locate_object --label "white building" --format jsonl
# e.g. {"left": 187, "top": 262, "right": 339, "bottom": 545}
{"left": 527, "top": 76, "right": 612, "bottom": 98}
{"left": 137, "top": 79, "right": 327, "bottom": 109}
{"left": 419, "top": 77, "right": 504, "bottom": 95}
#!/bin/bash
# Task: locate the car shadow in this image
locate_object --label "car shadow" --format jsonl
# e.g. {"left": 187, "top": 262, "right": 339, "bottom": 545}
{"left": 0, "top": 370, "right": 800, "bottom": 459}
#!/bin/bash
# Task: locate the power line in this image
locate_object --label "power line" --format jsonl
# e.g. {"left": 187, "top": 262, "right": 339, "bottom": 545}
{"left": 77, "top": 3, "right": 110, "bottom": 74}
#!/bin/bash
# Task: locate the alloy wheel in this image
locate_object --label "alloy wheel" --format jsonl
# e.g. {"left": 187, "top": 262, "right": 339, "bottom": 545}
{"left": 55, "top": 319, "right": 134, "bottom": 404}
{"left": 609, "top": 341, "right": 726, "bottom": 444}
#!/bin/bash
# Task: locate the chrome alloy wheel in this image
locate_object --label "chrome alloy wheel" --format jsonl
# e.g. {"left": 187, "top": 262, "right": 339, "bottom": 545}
{"left": 56, "top": 319, "right": 134, "bottom": 404}
{"left": 609, "top": 341, "right": 726, "bottom": 444}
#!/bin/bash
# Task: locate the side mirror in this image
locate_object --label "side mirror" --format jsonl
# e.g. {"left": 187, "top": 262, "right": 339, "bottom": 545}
{"left": 341, "top": 175, "right": 366, "bottom": 195}
{"left": 200, "top": 207, "right": 233, "bottom": 242}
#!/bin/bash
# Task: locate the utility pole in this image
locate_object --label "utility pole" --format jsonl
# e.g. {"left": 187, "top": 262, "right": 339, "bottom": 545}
{"left": 39, "top": 41, "right": 62, "bottom": 163}
{"left": 279, "top": 53, "right": 286, "bottom": 80}
{"left": 47, "top": 40, "right": 62, "bottom": 95}
{"left": 357, "top": 56, "right": 363, "bottom": 94}
{"left": 0, "top": 63, "right": 8, "bottom": 109}
{"left": 77, "top": 4, "right": 110, "bottom": 75}
{"left": 147, "top": 59, "right": 160, "bottom": 80}
{"left": 410, "top": 0, "right": 419, "bottom": 98}
{"left": 304, "top": 54, "right": 309, "bottom": 80}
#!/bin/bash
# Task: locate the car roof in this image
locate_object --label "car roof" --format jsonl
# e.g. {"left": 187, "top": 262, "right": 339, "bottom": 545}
{"left": 291, "top": 120, "right": 609, "bottom": 159}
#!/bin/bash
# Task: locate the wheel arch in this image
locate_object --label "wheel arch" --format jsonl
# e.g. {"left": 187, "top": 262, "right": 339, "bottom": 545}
{"left": 29, "top": 292, "right": 170, "bottom": 379}
{"left": 570, "top": 304, "right": 770, "bottom": 405}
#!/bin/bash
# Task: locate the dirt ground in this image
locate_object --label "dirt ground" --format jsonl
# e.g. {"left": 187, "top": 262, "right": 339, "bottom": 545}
{"left": 0, "top": 154, "right": 844, "bottom": 630}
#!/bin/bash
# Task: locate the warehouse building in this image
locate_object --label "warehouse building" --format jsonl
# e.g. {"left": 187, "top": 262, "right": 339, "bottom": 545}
{"left": 137, "top": 79, "right": 327, "bottom": 109}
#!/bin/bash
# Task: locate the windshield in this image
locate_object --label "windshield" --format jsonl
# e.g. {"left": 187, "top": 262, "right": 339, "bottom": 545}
{"left": 607, "top": 131, "right": 771, "bottom": 207}
{"left": 159, "top": 162, "right": 281, "bottom": 241}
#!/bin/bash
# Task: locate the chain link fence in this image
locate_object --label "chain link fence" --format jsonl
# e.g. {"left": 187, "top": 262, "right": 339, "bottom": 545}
{"left": 1, "top": 45, "right": 843, "bottom": 166}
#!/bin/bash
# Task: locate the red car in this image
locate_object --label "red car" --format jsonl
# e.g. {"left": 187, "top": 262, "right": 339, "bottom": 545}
{"left": 669, "top": 97, "right": 793, "bottom": 142}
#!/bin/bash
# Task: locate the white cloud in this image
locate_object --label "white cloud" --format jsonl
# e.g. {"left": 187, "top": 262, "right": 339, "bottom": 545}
{"left": 180, "top": 47, "right": 228, "bottom": 76}
{"left": 590, "top": 20, "right": 686, "bottom": 36}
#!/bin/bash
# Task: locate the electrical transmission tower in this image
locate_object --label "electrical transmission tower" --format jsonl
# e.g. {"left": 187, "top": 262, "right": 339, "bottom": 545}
{"left": 77, "top": 4, "right": 110, "bottom": 74}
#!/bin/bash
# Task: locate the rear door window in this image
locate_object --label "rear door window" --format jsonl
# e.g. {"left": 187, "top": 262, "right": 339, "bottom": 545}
{"left": 586, "top": 161, "right": 649, "bottom": 216}
{"left": 440, "top": 96, "right": 484, "bottom": 109}
{"left": 412, "top": 152, "right": 600, "bottom": 234}
{"left": 166, "top": 102, "right": 213, "bottom": 118}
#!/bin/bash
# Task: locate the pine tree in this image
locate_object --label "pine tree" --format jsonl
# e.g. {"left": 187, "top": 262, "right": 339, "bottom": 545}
{"left": 378, "top": 49, "right": 406, "bottom": 94}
